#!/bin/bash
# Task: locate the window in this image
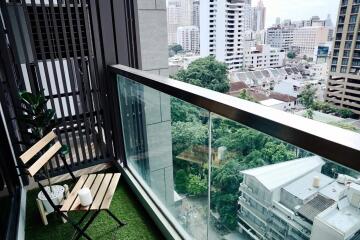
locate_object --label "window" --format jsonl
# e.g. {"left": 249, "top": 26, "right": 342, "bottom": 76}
{"left": 350, "top": 15, "right": 357, "bottom": 23}
{"left": 340, "top": 66, "right": 347, "bottom": 73}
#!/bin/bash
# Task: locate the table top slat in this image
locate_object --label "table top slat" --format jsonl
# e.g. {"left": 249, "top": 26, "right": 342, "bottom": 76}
{"left": 70, "top": 174, "right": 97, "bottom": 211}
{"left": 101, "top": 173, "right": 120, "bottom": 210}
{"left": 78, "top": 174, "right": 105, "bottom": 211}
{"left": 60, "top": 175, "right": 88, "bottom": 212}
{"left": 90, "top": 174, "right": 113, "bottom": 210}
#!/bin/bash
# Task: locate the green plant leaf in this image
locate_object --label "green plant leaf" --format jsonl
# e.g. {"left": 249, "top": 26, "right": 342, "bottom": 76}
{"left": 60, "top": 144, "right": 70, "bottom": 156}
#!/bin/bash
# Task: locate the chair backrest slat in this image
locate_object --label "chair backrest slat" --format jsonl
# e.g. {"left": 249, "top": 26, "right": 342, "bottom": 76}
{"left": 20, "top": 131, "right": 57, "bottom": 164}
{"left": 27, "top": 141, "right": 62, "bottom": 177}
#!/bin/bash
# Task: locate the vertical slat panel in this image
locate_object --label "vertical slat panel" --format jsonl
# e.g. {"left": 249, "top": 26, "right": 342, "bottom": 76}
{"left": 48, "top": 0, "right": 81, "bottom": 165}
{"left": 39, "top": 0, "right": 74, "bottom": 169}
{"left": 65, "top": 0, "right": 93, "bottom": 163}
{"left": 81, "top": 0, "right": 106, "bottom": 159}
{"left": 73, "top": 1, "right": 98, "bottom": 162}
{"left": 88, "top": 0, "right": 113, "bottom": 159}
{"left": 30, "top": 0, "right": 58, "bottom": 170}
{"left": 58, "top": 0, "right": 88, "bottom": 164}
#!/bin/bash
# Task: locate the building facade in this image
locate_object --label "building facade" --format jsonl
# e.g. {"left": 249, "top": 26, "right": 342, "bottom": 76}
{"left": 244, "top": 44, "right": 286, "bottom": 70}
{"left": 192, "top": 0, "right": 200, "bottom": 28}
{"left": 293, "top": 26, "right": 330, "bottom": 57}
{"left": 266, "top": 27, "right": 295, "bottom": 52}
{"left": 167, "top": 0, "right": 193, "bottom": 44}
{"left": 200, "top": 0, "right": 245, "bottom": 71}
{"left": 238, "top": 157, "right": 360, "bottom": 240}
{"left": 326, "top": 0, "right": 360, "bottom": 115}
{"left": 177, "top": 26, "right": 200, "bottom": 53}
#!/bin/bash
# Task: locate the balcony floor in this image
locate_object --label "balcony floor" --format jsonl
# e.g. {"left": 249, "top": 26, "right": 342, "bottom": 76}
{"left": 25, "top": 180, "right": 164, "bottom": 240}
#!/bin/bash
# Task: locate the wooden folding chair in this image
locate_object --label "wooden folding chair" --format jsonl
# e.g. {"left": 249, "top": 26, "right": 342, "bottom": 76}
{"left": 19, "top": 130, "right": 126, "bottom": 240}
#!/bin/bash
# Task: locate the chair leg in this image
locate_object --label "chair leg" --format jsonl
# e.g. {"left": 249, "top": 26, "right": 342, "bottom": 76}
{"left": 105, "top": 209, "right": 126, "bottom": 227}
{"left": 61, "top": 212, "right": 68, "bottom": 223}
{"left": 74, "top": 211, "right": 100, "bottom": 240}
{"left": 36, "top": 198, "right": 48, "bottom": 225}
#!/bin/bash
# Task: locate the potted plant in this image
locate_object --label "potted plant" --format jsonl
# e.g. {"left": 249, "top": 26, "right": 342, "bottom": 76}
{"left": 18, "top": 91, "right": 67, "bottom": 213}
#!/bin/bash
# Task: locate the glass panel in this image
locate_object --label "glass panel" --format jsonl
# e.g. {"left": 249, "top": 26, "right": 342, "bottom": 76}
{"left": 209, "top": 113, "right": 360, "bottom": 240}
{"left": 117, "top": 73, "right": 360, "bottom": 240}
{"left": 117, "top": 75, "right": 210, "bottom": 239}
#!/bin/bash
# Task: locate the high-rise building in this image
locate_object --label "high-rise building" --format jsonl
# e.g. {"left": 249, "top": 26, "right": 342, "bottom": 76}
{"left": 244, "top": 0, "right": 253, "bottom": 31}
{"left": 293, "top": 26, "right": 330, "bottom": 57}
{"left": 177, "top": 26, "right": 200, "bottom": 53}
{"left": 266, "top": 27, "right": 295, "bottom": 52}
{"left": 200, "top": 0, "right": 246, "bottom": 71}
{"left": 326, "top": 0, "right": 360, "bottom": 115}
{"left": 276, "top": 17, "right": 281, "bottom": 25}
{"left": 167, "top": 0, "right": 193, "bottom": 44}
{"left": 192, "top": 0, "right": 200, "bottom": 28}
{"left": 252, "top": 0, "right": 266, "bottom": 32}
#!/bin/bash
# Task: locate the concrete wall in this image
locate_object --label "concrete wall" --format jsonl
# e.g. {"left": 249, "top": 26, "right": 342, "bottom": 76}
{"left": 136, "top": 0, "right": 174, "bottom": 206}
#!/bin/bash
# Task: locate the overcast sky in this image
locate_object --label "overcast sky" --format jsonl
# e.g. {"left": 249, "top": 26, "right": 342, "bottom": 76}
{"left": 252, "top": 0, "right": 340, "bottom": 28}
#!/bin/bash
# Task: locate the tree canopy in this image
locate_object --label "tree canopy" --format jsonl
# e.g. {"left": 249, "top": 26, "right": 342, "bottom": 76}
{"left": 173, "top": 56, "right": 230, "bottom": 93}
{"left": 287, "top": 52, "right": 296, "bottom": 59}
{"left": 299, "top": 84, "right": 317, "bottom": 108}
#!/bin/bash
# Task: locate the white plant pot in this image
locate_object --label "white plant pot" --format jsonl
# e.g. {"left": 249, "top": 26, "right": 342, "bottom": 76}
{"left": 37, "top": 185, "right": 65, "bottom": 213}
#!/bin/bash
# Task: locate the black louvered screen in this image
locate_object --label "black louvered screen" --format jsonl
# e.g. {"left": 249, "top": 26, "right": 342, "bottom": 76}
{"left": 27, "top": 4, "right": 88, "bottom": 60}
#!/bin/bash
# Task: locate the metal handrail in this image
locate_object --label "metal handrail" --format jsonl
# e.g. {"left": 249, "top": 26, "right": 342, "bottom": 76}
{"left": 109, "top": 64, "right": 360, "bottom": 171}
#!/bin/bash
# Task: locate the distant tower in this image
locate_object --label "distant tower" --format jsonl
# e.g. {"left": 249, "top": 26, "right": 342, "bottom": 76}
{"left": 325, "top": 14, "right": 333, "bottom": 27}
{"left": 252, "top": 0, "right": 266, "bottom": 31}
{"left": 192, "top": 0, "right": 200, "bottom": 28}
{"left": 276, "top": 17, "right": 281, "bottom": 25}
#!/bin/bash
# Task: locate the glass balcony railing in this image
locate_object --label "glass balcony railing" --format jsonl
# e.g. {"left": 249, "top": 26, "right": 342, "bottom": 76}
{"left": 110, "top": 65, "right": 360, "bottom": 240}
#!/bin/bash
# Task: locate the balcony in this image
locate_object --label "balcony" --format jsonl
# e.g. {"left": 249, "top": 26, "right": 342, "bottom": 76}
{"left": 1, "top": 1, "right": 360, "bottom": 240}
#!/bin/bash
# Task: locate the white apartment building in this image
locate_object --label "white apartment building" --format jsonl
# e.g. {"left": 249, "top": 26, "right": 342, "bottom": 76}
{"left": 200, "top": 0, "right": 245, "bottom": 71}
{"left": 177, "top": 26, "right": 200, "bottom": 53}
{"left": 266, "top": 27, "right": 294, "bottom": 52}
{"left": 238, "top": 156, "right": 360, "bottom": 240}
{"left": 167, "top": 0, "right": 193, "bottom": 44}
{"left": 293, "top": 26, "right": 330, "bottom": 57}
{"left": 244, "top": 44, "right": 285, "bottom": 70}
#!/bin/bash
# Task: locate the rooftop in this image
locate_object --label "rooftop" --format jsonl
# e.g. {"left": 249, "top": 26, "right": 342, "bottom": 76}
{"left": 241, "top": 156, "right": 325, "bottom": 191}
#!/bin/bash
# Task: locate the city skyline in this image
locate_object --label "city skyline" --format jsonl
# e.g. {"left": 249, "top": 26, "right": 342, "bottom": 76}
{"left": 252, "top": 0, "right": 338, "bottom": 27}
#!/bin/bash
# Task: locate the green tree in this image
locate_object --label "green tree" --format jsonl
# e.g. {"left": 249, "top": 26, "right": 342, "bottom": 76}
{"left": 171, "top": 98, "right": 202, "bottom": 123}
{"left": 174, "top": 56, "right": 230, "bottom": 93}
{"left": 238, "top": 89, "right": 257, "bottom": 102}
{"left": 287, "top": 52, "right": 296, "bottom": 59}
{"left": 168, "top": 44, "right": 183, "bottom": 56}
{"left": 172, "top": 121, "right": 208, "bottom": 156}
{"left": 216, "top": 128, "right": 270, "bottom": 156}
{"left": 261, "top": 142, "right": 296, "bottom": 164}
{"left": 336, "top": 108, "right": 354, "bottom": 118}
{"left": 299, "top": 84, "right": 317, "bottom": 108}
{"left": 187, "top": 174, "right": 207, "bottom": 197}
{"left": 175, "top": 169, "right": 188, "bottom": 193}
{"left": 303, "top": 109, "right": 314, "bottom": 119}
{"left": 243, "top": 150, "right": 266, "bottom": 168}
{"left": 211, "top": 160, "right": 243, "bottom": 230}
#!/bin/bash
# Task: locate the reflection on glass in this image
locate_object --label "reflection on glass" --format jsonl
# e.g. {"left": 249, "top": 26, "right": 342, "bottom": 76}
{"left": 117, "top": 75, "right": 209, "bottom": 239}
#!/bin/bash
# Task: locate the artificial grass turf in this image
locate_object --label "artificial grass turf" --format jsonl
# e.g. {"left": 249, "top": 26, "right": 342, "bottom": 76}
{"left": 25, "top": 180, "right": 165, "bottom": 240}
